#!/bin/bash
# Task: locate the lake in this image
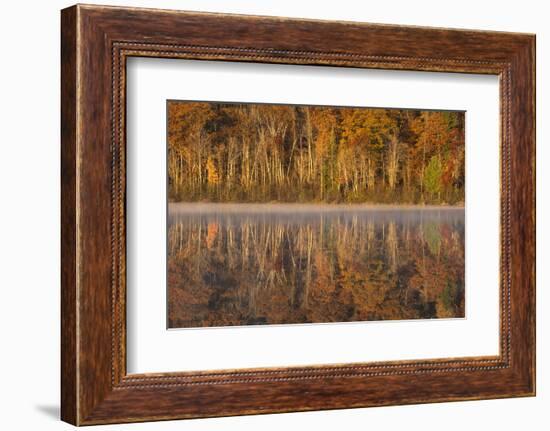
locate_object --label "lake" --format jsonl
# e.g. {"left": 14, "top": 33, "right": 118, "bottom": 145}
{"left": 167, "top": 203, "right": 465, "bottom": 328}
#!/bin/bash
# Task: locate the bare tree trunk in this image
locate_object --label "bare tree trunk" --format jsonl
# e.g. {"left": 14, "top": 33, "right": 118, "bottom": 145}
{"left": 387, "top": 134, "right": 400, "bottom": 190}
{"left": 305, "top": 107, "right": 314, "bottom": 183}
{"left": 287, "top": 109, "right": 298, "bottom": 178}
{"left": 367, "top": 158, "right": 375, "bottom": 190}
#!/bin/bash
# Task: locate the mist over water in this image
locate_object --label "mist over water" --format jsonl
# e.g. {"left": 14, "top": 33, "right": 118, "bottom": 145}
{"left": 167, "top": 203, "right": 465, "bottom": 328}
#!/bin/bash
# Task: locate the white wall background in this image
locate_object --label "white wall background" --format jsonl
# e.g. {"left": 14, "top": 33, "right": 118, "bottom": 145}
{"left": 0, "top": 0, "right": 546, "bottom": 429}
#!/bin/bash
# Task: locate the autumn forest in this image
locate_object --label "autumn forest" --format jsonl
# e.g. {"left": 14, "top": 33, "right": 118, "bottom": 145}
{"left": 168, "top": 101, "right": 465, "bottom": 204}
{"left": 167, "top": 101, "right": 466, "bottom": 328}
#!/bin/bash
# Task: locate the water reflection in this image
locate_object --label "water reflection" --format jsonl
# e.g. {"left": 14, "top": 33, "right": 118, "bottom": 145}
{"left": 167, "top": 204, "right": 465, "bottom": 328}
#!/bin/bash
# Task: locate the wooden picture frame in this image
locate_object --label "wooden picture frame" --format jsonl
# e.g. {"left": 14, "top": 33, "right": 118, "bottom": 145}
{"left": 61, "top": 4, "right": 535, "bottom": 425}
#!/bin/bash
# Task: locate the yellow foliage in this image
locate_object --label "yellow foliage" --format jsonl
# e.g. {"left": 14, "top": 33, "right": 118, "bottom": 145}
{"left": 206, "top": 157, "right": 219, "bottom": 184}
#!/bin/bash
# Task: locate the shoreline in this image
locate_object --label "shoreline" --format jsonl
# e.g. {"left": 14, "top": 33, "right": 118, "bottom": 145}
{"left": 168, "top": 202, "right": 465, "bottom": 214}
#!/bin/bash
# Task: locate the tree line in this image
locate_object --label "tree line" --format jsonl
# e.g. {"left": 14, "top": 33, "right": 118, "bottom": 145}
{"left": 167, "top": 101, "right": 465, "bottom": 204}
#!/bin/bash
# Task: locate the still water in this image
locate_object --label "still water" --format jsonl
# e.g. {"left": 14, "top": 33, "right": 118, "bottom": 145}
{"left": 167, "top": 204, "right": 465, "bottom": 329}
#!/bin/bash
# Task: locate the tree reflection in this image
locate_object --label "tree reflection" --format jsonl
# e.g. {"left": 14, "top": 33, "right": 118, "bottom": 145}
{"left": 167, "top": 206, "right": 465, "bottom": 328}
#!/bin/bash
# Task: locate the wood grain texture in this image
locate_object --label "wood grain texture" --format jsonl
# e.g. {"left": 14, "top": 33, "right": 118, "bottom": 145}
{"left": 60, "top": 4, "right": 535, "bottom": 425}
{"left": 60, "top": 5, "right": 78, "bottom": 425}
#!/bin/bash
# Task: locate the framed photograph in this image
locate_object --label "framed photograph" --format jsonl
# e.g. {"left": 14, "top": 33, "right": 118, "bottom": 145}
{"left": 61, "top": 4, "right": 535, "bottom": 425}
